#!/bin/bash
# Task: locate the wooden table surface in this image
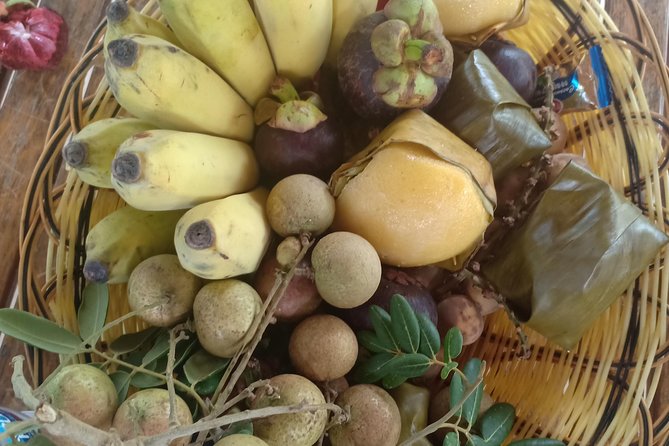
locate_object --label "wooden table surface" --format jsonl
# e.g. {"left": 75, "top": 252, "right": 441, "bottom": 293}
{"left": 0, "top": 0, "right": 667, "bottom": 431}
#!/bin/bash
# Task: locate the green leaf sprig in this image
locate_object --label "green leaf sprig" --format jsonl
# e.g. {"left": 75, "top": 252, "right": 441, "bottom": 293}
{"left": 355, "top": 295, "right": 565, "bottom": 446}
{"left": 356, "top": 294, "right": 466, "bottom": 388}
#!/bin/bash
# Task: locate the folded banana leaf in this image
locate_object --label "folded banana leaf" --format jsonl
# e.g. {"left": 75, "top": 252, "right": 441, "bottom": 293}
{"left": 482, "top": 163, "right": 669, "bottom": 349}
{"left": 330, "top": 109, "right": 496, "bottom": 271}
{"left": 432, "top": 50, "right": 551, "bottom": 180}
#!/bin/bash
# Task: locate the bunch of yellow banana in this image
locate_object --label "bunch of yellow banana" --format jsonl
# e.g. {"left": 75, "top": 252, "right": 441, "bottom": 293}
{"left": 62, "top": 117, "right": 153, "bottom": 188}
{"left": 88, "top": 0, "right": 353, "bottom": 284}
{"left": 157, "top": 0, "right": 275, "bottom": 106}
{"left": 174, "top": 188, "right": 272, "bottom": 280}
{"left": 111, "top": 130, "right": 259, "bottom": 211}
{"left": 84, "top": 206, "right": 185, "bottom": 284}
{"left": 104, "top": 34, "right": 254, "bottom": 142}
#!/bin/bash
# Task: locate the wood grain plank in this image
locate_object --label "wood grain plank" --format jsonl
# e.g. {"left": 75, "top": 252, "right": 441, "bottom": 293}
{"left": 0, "top": 0, "right": 107, "bottom": 410}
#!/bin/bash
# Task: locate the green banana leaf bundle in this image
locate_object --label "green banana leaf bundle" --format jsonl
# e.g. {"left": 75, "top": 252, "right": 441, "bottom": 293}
{"left": 482, "top": 163, "right": 668, "bottom": 349}
{"left": 432, "top": 50, "right": 551, "bottom": 180}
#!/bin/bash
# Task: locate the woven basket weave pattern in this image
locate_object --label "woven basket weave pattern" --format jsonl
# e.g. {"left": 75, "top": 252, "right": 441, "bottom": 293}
{"left": 17, "top": 0, "right": 669, "bottom": 444}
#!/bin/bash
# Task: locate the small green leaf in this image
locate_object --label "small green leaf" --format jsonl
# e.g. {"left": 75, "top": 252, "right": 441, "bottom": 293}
{"left": 110, "top": 327, "right": 160, "bottom": 354}
{"left": 386, "top": 352, "right": 431, "bottom": 378}
{"left": 356, "top": 352, "right": 396, "bottom": 383}
{"left": 183, "top": 349, "right": 230, "bottom": 385}
{"left": 444, "top": 327, "right": 463, "bottom": 361}
{"left": 466, "top": 435, "right": 487, "bottom": 446}
{"left": 110, "top": 371, "right": 131, "bottom": 402}
{"left": 142, "top": 331, "right": 170, "bottom": 365}
{"left": 440, "top": 361, "right": 458, "bottom": 380}
{"left": 450, "top": 372, "right": 465, "bottom": 414}
{"left": 131, "top": 371, "right": 165, "bottom": 388}
{"left": 389, "top": 294, "right": 420, "bottom": 353}
{"left": 370, "top": 306, "right": 399, "bottom": 351}
{"left": 358, "top": 330, "right": 394, "bottom": 353}
{"left": 461, "top": 358, "right": 484, "bottom": 426}
{"left": 416, "top": 313, "right": 440, "bottom": 358}
{"left": 77, "top": 283, "right": 109, "bottom": 343}
{"left": 507, "top": 440, "right": 565, "bottom": 446}
{"left": 443, "top": 432, "right": 459, "bottom": 446}
{"left": 381, "top": 373, "right": 407, "bottom": 389}
{"left": 0, "top": 309, "right": 82, "bottom": 354}
{"left": 194, "top": 369, "right": 225, "bottom": 396}
{"left": 479, "top": 403, "right": 515, "bottom": 445}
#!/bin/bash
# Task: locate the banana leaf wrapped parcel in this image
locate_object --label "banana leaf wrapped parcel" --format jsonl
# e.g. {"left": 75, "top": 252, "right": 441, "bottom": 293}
{"left": 483, "top": 163, "right": 669, "bottom": 349}
{"left": 330, "top": 109, "right": 496, "bottom": 271}
{"left": 432, "top": 50, "right": 551, "bottom": 180}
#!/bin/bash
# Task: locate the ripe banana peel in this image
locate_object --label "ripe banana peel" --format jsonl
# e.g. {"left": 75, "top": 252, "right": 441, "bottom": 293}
{"left": 104, "top": 34, "right": 254, "bottom": 142}
{"left": 84, "top": 206, "right": 185, "bottom": 284}
{"left": 111, "top": 129, "right": 259, "bottom": 211}
{"left": 252, "top": 0, "right": 333, "bottom": 86}
{"left": 326, "top": 0, "right": 377, "bottom": 68}
{"left": 62, "top": 118, "right": 154, "bottom": 188}
{"left": 158, "top": 0, "right": 276, "bottom": 106}
{"left": 174, "top": 188, "right": 272, "bottom": 280}
{"left": 104, "top": 0, "right": 181, "bottom": 57}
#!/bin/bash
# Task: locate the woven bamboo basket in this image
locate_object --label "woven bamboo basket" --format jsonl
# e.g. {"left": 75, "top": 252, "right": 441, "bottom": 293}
{"left": 16, "top": 0, "right": 669, "bottom": 444}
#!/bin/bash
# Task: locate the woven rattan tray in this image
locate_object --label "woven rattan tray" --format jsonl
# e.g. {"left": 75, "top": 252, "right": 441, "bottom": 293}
{"left": 17, "top": 0, "right": 669, "bottom": 444}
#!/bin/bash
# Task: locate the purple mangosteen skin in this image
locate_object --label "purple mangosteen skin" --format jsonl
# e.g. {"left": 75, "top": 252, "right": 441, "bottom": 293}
{"left": 255, "top": 118, "right": 344, "bottom": 184}
{"left": 340, "top": 276, "right": 438, "bottom": 332}
{"left": 338, "top": 12, "right": 400, "bottom": 123}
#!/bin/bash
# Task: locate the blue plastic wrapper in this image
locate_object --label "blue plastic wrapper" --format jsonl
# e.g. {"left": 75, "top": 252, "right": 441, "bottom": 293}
{"left": 0, "top": 409, "right": 34, "bottom": 443}
{"left": 532, "top": 44, "right": 613, "bottom": 113}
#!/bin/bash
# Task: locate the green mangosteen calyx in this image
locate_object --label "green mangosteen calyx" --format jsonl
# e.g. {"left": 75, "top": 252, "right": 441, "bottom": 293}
{"left": 370, "top": 0, "right": 453, "bottom": 109}
{"left": 253, "top": 76, "right": 327, "bottom": 134}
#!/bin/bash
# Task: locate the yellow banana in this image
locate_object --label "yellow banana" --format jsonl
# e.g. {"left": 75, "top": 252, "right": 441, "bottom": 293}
{"left": 325, "top": 0, "right": 377, "bottom": 68}
{"left": 252, "top": 0, "right": 333, "bottom": 86}
{"left": 111, "top": 129, "right": 259, "bottom": 211}
{"left": 157, "top": 0, "right": 276, "bottom": 106}
{"left": 84, "top": 206, "right": 186, "bottom": 284}
{"left": 62, "top": 118, "right": 154, "bottom": 189}
{"left": 174, "top": 188, "right": 272, "bottom": 280}
{"left": 104, "top": 0, "right": 181, "bottom": 57}
{"left": 104, "top": 34, "right": 254, "bottom": 142}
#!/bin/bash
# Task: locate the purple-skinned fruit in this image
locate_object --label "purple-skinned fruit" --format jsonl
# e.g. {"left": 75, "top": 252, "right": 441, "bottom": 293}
{"left": 337, "top": 0, "right": 454, "bottom": 123}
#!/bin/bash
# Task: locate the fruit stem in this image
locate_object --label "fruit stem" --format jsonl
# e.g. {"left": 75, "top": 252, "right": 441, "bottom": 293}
{"left": 185, "top": 220, "right": 215, "bottom": 250}
{"left": 106, "top": 0, "right": 129, "bottom": 24}
{"left": 62, "top": 141, "right": 87, "bottom": 168}
{"left": 269, "top": 77, "right": 300, "bottom": 104}
{"left": 83, "top": 261, "right": 109, "bottom": 283}
{"left": 111, "top": 152, "right": 141, "bottom": 183}
{"left": 404, "top": 39, "right": 434, "bottom": 62}
{"left": 107, "top": 38, "right": 138, "bottom": 68}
